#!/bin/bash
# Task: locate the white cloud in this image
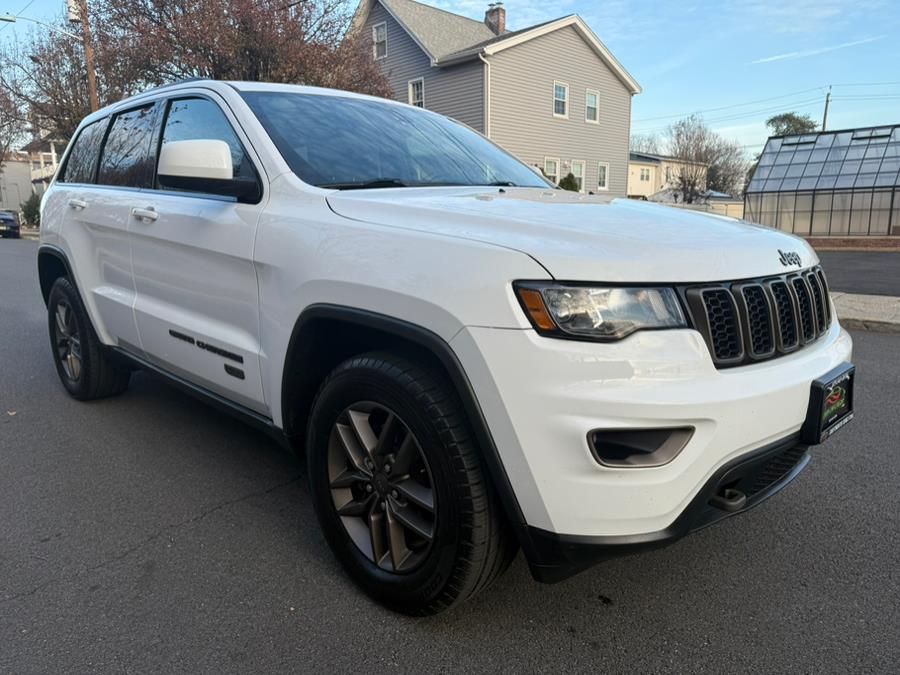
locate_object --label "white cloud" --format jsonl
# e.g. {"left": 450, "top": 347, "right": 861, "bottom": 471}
{"left": 733, "top": 0, "right": 887, "bottom": 33}
{"left": 751, "top": 35, "right": 886, "bottom": 64}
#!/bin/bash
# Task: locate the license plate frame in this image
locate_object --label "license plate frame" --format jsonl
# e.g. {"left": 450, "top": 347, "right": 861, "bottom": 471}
{"left": 801, "top": 363, "right": 855, "bottom": 445}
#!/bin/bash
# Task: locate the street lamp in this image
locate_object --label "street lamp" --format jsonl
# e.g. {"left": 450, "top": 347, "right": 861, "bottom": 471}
{"left": 0, "top": 14, "right": 84, "bottom": 41}
{"left": 0, "top": 3, "right": 99, "bottom": 112}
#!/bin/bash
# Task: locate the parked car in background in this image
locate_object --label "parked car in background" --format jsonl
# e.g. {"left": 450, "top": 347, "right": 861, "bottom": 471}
{"left": 0, "top": 210, "right": 21, "bottom": 238}
{"left": 37, "top": 80, "right": 855, "bottom": 615}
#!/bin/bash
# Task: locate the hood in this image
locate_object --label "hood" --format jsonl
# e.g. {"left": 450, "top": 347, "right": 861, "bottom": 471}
{"left": 326, "top": 187, "right": 817, "bottom": 282}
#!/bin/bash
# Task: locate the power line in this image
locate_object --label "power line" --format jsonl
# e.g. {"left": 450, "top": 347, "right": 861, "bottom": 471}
{"left": 0, "top": 0, "right": 37, "bottom": 33}
{"left": 831, "top": 81, "right": 900, "bottom": 87}
{"left": 832, "top": 94, "right": 900, "bottom": 101}
{"left": 634, "top": 97, "right": 824, "bottom": 133}
{"left": 632, "top": 87, "right": 825, "bottom": 123}
{"left": 633, "top": 81, "right": 900, "bottom": 133}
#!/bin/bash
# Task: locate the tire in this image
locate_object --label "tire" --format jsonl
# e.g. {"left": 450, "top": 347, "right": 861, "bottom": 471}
{"left": 307, "top": 352, "right": 517, "bottom": 615}
{"left": 47, "top": 277, "right": 131, "bottom": 400}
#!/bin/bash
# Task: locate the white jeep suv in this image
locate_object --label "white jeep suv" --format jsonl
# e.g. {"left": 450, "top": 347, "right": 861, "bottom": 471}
{"left": 38, "top": 80, "right": 855, "bottom": 614}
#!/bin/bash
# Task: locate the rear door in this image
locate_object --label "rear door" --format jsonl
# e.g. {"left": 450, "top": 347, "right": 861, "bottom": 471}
{"left": 55, "top": 108, "right": 159, "bottom": 349}
{"left": 128, "top": 94, "right": 268, "bottom": 414}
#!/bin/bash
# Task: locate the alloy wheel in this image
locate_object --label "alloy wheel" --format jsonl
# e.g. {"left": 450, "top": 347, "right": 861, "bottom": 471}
{"left": 327, "top": 402, "right": 436, "bottom": 573}
{"left": 54, "top": 300, "right": 82, "bottom": 382}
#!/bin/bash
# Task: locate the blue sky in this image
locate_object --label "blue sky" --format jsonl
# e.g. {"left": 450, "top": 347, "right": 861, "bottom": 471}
{"left": 436, "top": 0, "right": 900, "bottom": 154}
{"left": 4, "top": 0, "right": 900, "bottom": 155}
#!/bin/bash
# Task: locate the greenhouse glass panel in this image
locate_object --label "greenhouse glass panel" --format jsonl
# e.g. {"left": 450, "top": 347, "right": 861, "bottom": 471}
{"left": 745, "top": 125, "right": 900, "bottom": 236}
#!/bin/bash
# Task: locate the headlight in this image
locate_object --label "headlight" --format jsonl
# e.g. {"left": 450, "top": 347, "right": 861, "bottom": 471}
{"left": 514, "top": 282, "right": 687, "bottom": 341}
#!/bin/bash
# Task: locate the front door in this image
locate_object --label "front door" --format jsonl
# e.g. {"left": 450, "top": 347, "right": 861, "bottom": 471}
{"left": 128, "top": 95, "right": 268, "bottom": 414}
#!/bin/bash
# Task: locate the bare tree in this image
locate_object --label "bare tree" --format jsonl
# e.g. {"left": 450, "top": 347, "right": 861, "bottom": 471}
{"left": 0, "top": 89, "right": 25, "bottom": 172}
{"left": 665, "top": 115, "right": 713, "bottom": 203}
{"left": 664, "top": 115, "right": 748, "bottom": 202}
{"left": 98, "top": 0, "right": 390, "bottom": 91}
{"left": 706, "top": 137, "right": 746, "bottom": 197}
{"left": 630, "top": 133, "right": 661, "bottom": 154}
{"left": 0, "top": 0, "right": 391, "bottom": 142}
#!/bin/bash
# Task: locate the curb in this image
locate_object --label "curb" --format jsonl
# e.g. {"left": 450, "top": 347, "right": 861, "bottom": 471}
{"left": 831, "top": 292, "right": 900, "bottom": 335}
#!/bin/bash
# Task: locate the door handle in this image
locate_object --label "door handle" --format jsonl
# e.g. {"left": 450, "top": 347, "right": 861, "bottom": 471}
{"left": 131, "top": 207, "right": 158, "bottom": 223}
{"left": 67, "top": 199, "right": 87, "bottom": 210}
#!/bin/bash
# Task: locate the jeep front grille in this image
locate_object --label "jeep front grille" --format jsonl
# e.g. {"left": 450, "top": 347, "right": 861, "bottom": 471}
{"left": 685, "top": 266, "right": 832, "bottom": 368}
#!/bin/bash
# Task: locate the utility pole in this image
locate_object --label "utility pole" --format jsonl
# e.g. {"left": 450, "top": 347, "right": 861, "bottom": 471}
{"left": 68, "top": 0, "right": 99, "bottom": 112}
{"left": 822, "top": 85, "right": 832, "bottom": 132}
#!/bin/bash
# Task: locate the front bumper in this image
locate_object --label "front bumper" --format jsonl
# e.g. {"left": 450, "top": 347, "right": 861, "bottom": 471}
{"left": 450, "top": 321, "right": 852, "bottom": 577}
{"left": 526, "top": 433, "right": 809, "bottom": 582}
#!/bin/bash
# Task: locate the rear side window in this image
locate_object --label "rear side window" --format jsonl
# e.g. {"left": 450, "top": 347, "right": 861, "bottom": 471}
{"left": 157, "top": 97, "right": 256, "bottom": 185}
{"left": 97, "top": 104, "right": 158, "bottom": 188}
{"left": 60, "top": 120, "right": 105, "bottom": 184}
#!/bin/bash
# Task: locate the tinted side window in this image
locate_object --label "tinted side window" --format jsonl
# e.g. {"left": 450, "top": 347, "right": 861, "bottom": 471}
{"left": 158, "top": 98, "right": 256, "bottom": 186}
{"left": 97, "top": 104, "right": 158, "bottom": 188}
{"left": 60, "top": 120, "right": 105, "bottom": 184}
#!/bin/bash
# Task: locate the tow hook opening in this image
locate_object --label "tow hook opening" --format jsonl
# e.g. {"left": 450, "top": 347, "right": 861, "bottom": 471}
{"left": 710, "top": 485, "right": 747, "bottom": 512}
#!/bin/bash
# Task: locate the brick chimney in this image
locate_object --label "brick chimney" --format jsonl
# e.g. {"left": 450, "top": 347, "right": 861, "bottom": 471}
{"left": 484, "top": 2, "right": 506, "bottom": 35}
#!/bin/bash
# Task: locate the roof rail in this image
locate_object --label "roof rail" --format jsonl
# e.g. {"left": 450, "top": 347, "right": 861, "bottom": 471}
{"left": 140, "top": 77, "right": 210, "bottom": 95}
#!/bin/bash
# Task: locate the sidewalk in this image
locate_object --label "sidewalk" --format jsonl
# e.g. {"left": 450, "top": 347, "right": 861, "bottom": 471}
{"left": 832, "top": 292, "right": 900, "bottom": 334}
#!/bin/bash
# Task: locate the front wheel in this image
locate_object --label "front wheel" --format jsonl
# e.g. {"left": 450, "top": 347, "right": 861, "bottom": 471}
{"left": 307, "top": 353, "right": 516, "bottom": 615}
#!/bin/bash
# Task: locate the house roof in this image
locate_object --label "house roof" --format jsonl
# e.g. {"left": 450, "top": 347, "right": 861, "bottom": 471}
{"left": 351, "top": 0, "right": 641, "bottom": 94}
{"left": 352, "top": 0, "right": 496, "bottom": 62}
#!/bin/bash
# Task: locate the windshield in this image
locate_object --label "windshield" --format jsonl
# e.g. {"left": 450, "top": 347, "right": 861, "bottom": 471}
{"left": 241, "top": 91, "right": 551, "bottom": 190}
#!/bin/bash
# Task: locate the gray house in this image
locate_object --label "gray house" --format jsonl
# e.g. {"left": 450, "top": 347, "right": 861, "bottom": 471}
{"left": 351, "top": 0, "right": 641, "bottom": 196}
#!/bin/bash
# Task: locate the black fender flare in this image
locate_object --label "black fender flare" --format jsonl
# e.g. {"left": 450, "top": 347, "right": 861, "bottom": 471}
{"left": 37, "top": 244, "right": 76, "bottom": 305}
{"left": 281, "top": 304, "right": 544, "bottom": 559}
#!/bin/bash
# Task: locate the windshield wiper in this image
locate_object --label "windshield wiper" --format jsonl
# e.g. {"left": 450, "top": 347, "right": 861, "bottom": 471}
{"left": 487, "top": 181, "right": 518, "bottom": 187}
{"left": 321, "top": 178, "right": 409, "bottom": 190}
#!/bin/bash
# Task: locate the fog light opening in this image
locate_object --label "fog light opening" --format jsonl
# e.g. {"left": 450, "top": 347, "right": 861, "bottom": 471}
{"left": 588, "top": 427, "right": 694, "bottom": 468}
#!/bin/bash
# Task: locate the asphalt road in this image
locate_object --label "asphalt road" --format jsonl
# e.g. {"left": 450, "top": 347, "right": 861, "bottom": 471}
{"left": 2, "top": 239, "right": 898, "bottom": 673}
{"left": 817, "top": 250, "right": 900, "bottom": 296}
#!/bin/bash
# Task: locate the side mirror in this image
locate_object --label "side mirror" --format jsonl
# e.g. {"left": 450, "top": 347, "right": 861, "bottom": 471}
{"left": 157, "top": 139, "right": 260, "bottom": 202}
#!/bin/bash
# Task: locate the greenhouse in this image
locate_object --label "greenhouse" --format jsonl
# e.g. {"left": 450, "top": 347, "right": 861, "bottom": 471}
{"left": 744, "top": 124, "right": 900, "bottom": 236}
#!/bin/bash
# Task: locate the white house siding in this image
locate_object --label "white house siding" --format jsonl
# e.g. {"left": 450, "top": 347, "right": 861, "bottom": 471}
{"left": 488, "top": 26, "right": 632, "bottom": 196}
{"left": 0, "top": 159, "right": 42, "bottom": 212}
{"left": 363, "top": 1, "right": 485, "bottom": 132}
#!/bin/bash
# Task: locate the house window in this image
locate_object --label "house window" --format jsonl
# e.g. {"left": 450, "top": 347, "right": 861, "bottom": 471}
{"left": 640, "top": 168, "right": 651, "bottom": 182}
{"left": 571, "top": 160, "right": 585, "bottom": 192}
{"left": 372, "top": 22, "right": 387, "bottom": 59}
{"left": 553, "top": 82, "right": 568, "bottom": 118}
{"left": 598, "top": 162, "right": 609, "bottom": 190}
{"left": 585, "top": 90, "right": 599, "bottom": 123}
{"left": 544, "top": 158, "right": 559, "bottom": 184}
{"left": 408, "top": 78, "right": 424, "bottom": 108}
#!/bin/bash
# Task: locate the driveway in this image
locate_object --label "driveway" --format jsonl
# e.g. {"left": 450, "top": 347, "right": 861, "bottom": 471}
{"left": 1, "top": 239, "right": 898, "bottom": 672}
{"left": 816, "top": 250, "right": 900, "bottom": 296}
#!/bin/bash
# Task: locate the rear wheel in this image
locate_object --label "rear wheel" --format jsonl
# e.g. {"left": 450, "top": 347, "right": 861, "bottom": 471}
{"left": 307, "top": 352, "right": 516, "bottom": 615}
{"left": 47, "top": 277, "right": 130, "bottom": 400}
